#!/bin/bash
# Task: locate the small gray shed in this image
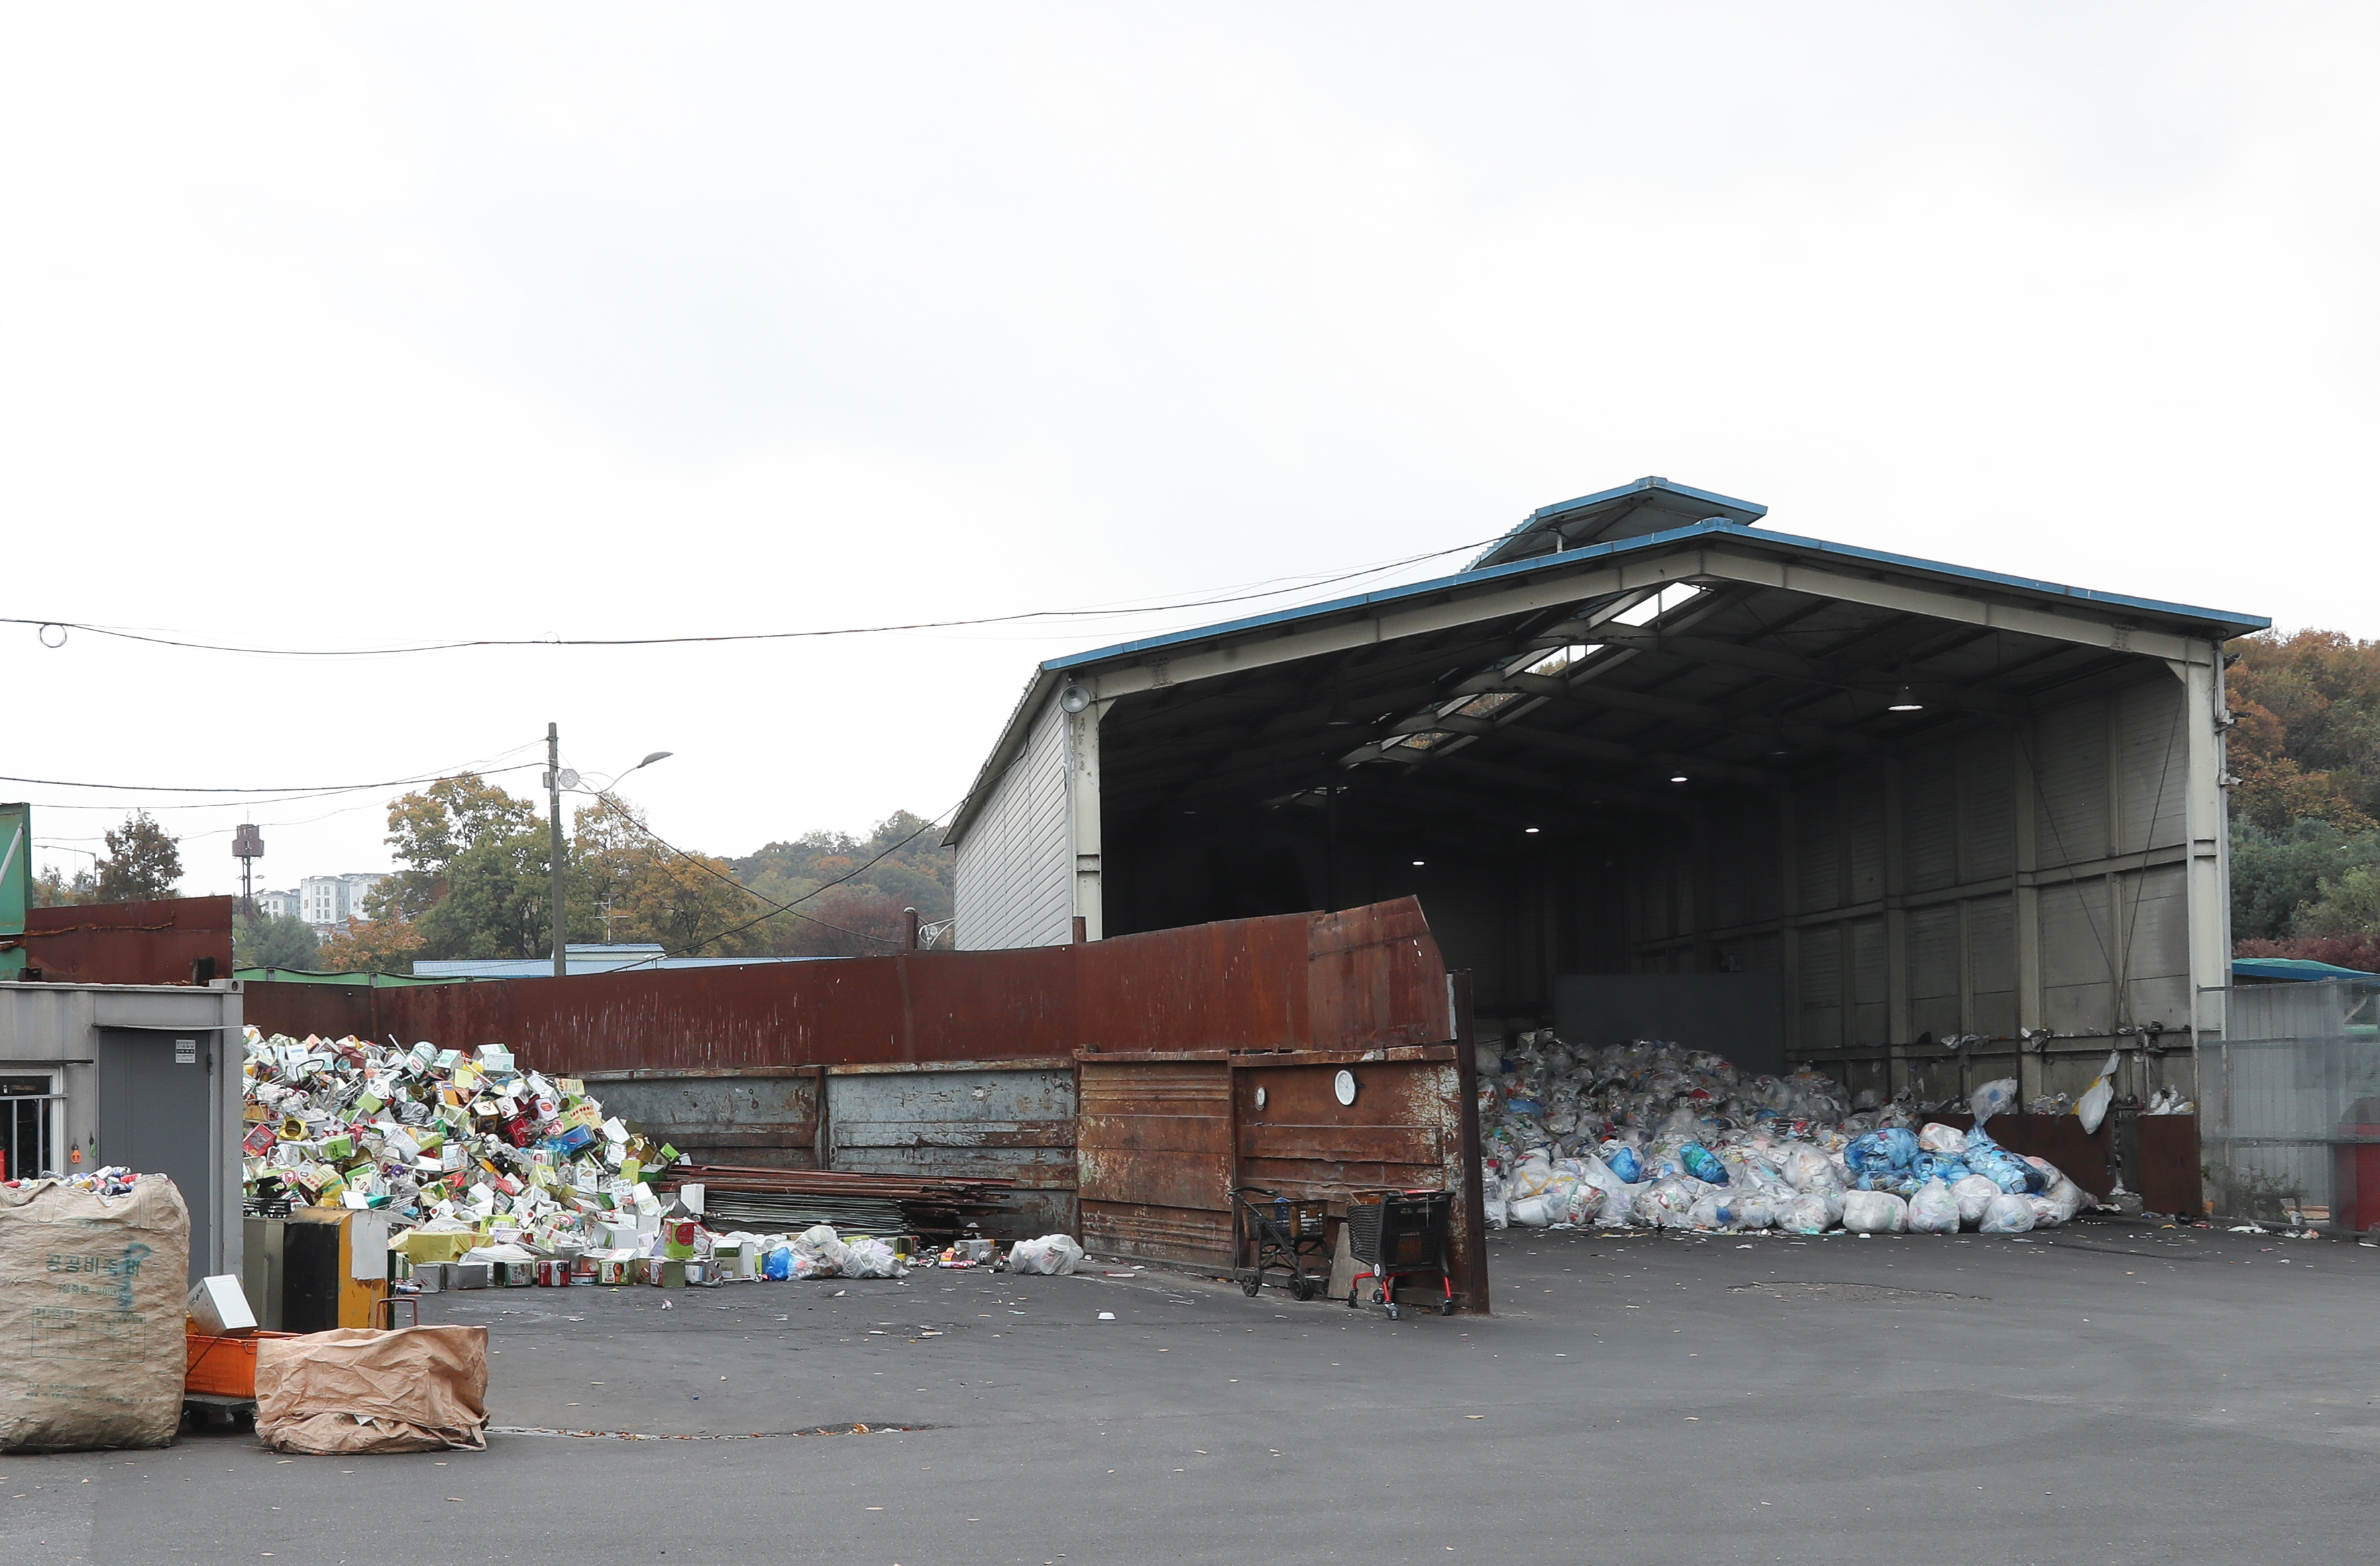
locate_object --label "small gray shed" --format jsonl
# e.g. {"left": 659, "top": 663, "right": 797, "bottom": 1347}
{"left": 1, "top": 981, "right": 246, "bottom": 1284}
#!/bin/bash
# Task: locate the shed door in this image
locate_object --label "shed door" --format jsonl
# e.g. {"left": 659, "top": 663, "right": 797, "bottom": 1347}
{"left": 97, "top": 1029, "right": 215, "bottom": 1284}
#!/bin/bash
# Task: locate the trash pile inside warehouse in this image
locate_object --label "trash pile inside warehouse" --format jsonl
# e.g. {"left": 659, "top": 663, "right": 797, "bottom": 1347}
{"left": 1480, "top": 1034, "right": 2098, "bottom": 1236}
{"left": 241, "top": 1028, "right": 1071, "bottom": 1286}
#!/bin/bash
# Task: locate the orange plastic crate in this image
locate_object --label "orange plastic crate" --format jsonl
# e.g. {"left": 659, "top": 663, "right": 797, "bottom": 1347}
{"left": 184, "top": 1331, "right": 297, "bottom": 1399}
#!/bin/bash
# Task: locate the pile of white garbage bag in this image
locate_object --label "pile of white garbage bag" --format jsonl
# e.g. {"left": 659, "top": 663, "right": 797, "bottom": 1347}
{"left": 1482, "top": 1034, "right": 2098, "bottom": 1237}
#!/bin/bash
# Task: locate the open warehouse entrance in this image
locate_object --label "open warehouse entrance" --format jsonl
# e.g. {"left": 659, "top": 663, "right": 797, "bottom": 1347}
{"left": 949, "top": 478, "right": 2267, "bottom": 1143}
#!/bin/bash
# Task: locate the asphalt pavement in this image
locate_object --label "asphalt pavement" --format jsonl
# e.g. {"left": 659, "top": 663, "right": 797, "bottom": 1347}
{"left": 5, "top": 1219, "right": 2377, "bottom": 1565}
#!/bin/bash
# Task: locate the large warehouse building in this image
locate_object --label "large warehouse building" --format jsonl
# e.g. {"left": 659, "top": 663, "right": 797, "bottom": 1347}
{"left": 946, "top": 478, "right": 2267, "bottom": 1081}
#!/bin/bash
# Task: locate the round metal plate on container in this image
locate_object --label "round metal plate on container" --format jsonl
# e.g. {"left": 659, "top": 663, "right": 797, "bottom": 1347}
{"left": 1254, "top": 1086, "right": 1266, "bottom": 1110}
{"left": 1334, "top": 1069, "right": 1357, "bottom": 1106}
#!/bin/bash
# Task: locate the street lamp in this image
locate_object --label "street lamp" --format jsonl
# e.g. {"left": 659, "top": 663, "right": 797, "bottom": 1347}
{"left": 547, "top": 728, "right": 675, "bottom": 978}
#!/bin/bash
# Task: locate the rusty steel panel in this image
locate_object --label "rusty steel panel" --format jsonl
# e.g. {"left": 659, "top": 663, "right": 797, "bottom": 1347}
{"left": 244, "top": 980, "right": 374, "bottom": 1042}
{"left": 1305, "top": 898, "right": 1450, "bottom": 1052}
{"left": 1077, "top": 1059, "right": 1234, "bottom": 1262}
{"left": 237, "top": 898, "right": 1456, "bottom": 1081}
{"left": 13, "top": 897, "right": 235, "bottom": 986}
{"left": 1077, "top": 914, "right": 1311, "bottom": 1052}
{"left": 1234, "top": 1054, "right": 1486, "bottom": 1312}
{"left": 2135, "top": 1114, "right": 2202, "bottom": 1217}
{"left": 580, "top": 1069, "right": 820, "bottom": 1170}
{"left": 826, "top": 1067, "right": 1075, "bottom": 1186}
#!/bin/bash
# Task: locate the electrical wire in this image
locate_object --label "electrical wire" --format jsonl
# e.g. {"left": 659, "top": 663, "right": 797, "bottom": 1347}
{"left": 0, "top": 536, "right": 1506, "bottom": 660}
{"left": 590, "top": 796, "right": 958, "bottom": 965}
{"left": 0, "top": 761, "right": 541, "bottom": 795}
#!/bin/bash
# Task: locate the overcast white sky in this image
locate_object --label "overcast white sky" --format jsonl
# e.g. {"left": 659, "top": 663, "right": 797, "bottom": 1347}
{"left": 3, "top": 3, "right": 2373, "bottom": 896}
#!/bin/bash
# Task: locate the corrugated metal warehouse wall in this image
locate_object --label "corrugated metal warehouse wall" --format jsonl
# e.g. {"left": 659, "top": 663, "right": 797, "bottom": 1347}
{"left": 953, "top": 695, "right": 1076, "bottom": 950}
{"left": 1609, "top": 672, "right": 2201, "bottom": 1101}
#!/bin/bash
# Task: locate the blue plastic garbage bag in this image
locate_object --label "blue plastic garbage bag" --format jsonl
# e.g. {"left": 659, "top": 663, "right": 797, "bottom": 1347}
{"left": 1855, "top": 1170, "right": 1923, "bottom": 1197}
{"left": 1607, "top": 1146, "right": 1643, "bottom": 1184}
{"left": 1960, "top": 1124, "right": 2039, "bottom": 1194}
{"left": 763, "top": 1246, "right": 795, "bottom": 1281}
{"left": 1845, "top": 1128, "right": 1920, "bottom": 1175}
{"left": 1912, "top": 1152, "right": 1973, "bottom": 1184}
{"left": 1679, "top": 1142, "right": 1729, "bottom": 1185}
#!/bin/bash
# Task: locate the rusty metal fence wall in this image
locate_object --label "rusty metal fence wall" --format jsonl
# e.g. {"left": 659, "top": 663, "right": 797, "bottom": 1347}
{"left": 244, "top": 897, "right": 1449, "bottom": 1070}
{"left": 242, "top": 898, "right": 1466, "bottom": 1261}
{"left": 1076, "top": 1042, "right": 1490, "bottom": 1313}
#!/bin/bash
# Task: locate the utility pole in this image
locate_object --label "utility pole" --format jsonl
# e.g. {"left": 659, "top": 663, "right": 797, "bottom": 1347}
{"left": 547, "top": 722, "right": 567, "bottom": 978}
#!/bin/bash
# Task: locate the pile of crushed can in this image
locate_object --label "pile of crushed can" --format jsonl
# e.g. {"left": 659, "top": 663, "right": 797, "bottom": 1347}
{"left": 241, "top": 1027, "right": 680, "bottom": 1251}
{"left": 244, "top": 1028, "right": 1086, "bottom": 1290}
{"left": 1481, "top": 1032, "right": 2096, "bottom": 1236}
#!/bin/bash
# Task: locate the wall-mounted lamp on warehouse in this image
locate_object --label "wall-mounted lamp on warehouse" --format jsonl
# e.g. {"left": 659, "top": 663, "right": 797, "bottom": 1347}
{"left": 1058, "top": 685, "right": 1093, "bottom": 714}
{"left": 1888, "top": 684, "right": 1925, "bottom": 713}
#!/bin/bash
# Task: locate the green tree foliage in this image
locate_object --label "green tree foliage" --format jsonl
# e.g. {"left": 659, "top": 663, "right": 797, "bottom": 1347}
{"left": 372, "top": 773, "right": 541, "bottom": 924}
{"left": 733, "top": 811, "right": 953, "bottom": 957}
{"left": 234, "top": 911, "right": 320, "bottom": 970}
{"left": 570, "top": 795, "right": 769, "bottom": 956}
{"left": 30, "top": 865, "right": 97, "bottom": 907}
{"left": 2227, "top": 630, "right": 2380, "bottom": 966}
{"left": 94, "top": 811, "right": 182, "bottom": 901}
{"left": 356, "top": 777, "right": 953, "bottom": 970}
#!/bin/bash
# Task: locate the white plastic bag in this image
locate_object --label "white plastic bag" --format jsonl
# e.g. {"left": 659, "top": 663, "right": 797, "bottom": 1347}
{"left": 1507, "top": 1193, "right": 1565, "bottom": 1227}
{"left": 1566, "top": 1153, "right": 1634, "bottom": 1222}
{"left": 2076, "top": 1051, "right": 2120, "bottom": 1135}
{"left": 792, "top": 1224, "right": 853, "bottom": 1276}
{"left": 1979, "top": 1192, "right": 2037, "bottom": 1233}
{"left": 1780, "top": 1145, "right": 1840, "bottom": 1193}
{"left": 1916, "top": 1122, "right": 1968, "bottom": 1154}
{"left": 1969, "top": 1077, "right": 2018, "bottom": 1124}
{"left": 1777, "top": 1193, "right": 1833, "bottom": 1235}
{"left": 1949, "top": 1174, "right": 2000, "bottom": 1227}
{"left": 1841, "top": 1190, "right": 1908, "bottom": 1233}
{"left": 841, "top": 1237, "right": 908, "bottom": 1278}
{"left": 1006, "top": 1234, "right": 1086, "bottom": 1276}
{"left": 1907, "top": 1178, "right": 1960, "bottom": 1233}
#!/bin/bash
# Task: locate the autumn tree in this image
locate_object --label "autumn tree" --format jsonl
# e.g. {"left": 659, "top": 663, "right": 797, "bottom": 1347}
{"left": 2226, "top": 630, "right": 2380, "bottom": 966}
{"left": 733, "top": 810, "right": 951, "bottom": 957}
{"left": 313, "top": 917, "right": 427, "bottom": 974}
{"left": 570, "top": 795, "right": 770, "bottom": 956}
{"left": 30, "top": 864, "right": 97, "bottom": 907}
{"left": 94, "top": 812, "right": 182, "bottom": 901}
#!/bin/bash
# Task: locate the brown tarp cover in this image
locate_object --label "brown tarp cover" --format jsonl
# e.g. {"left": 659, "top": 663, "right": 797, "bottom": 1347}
{"left": 256, "top": 1325, "right": 490, "bottom": 1454}
{"left": 0, "top": 1176, "right": 190, "bottom": 1453}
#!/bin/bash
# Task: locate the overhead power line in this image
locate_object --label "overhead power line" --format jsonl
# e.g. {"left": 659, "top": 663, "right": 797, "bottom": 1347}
{"left": 1, "top": 535, "right": 1505, "bottom": 659}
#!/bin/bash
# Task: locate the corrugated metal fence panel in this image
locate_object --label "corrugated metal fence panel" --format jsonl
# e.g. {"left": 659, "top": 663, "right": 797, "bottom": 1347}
{"left": 245, "top": 980, "right": 374, "bottom": 1042}
{"left": 245, "top": 902, "right": 1452, "bottom": 1074}
{"left": 1903, "top": 746, "right": 1959, "bottom": 893}
{"left": 2035, "top": 695, "right": 2112, "bottom": 864}
{"left": 826, "top": 1064, "right": 1078, "bottom": 1238}
{"left": 953, "top": 694, "right": 1074, "bottom": 950}
{"left": 1234, "top": 1055, "right": 1460, "bottom": 1199}
{"left": 1076, "top": 1058, "right": 1235, "bottom": 1263}
{"left": 1078, "top": 913, "right": 1310, "bottom": 1052}
{"left": 1796, "top": 785, "right": 1841, "bottom": 913}
{"left": 1965, "top": 895, "right": 2019, "bottom": 1038}
{"left": 2114, "top": 677, "right": 2189, "bottom": 857}
{"left": 19, "top": 896, "right": 235, "bottom": 985}
{"left": 2039, "top": 881, "right": 2116, "bottom": 1035}
{"left": 1908, "top": 904, "right": 1961, "bottom": 1041}
{"left": 582, "top": 1069, "right": 819, "bottom": 1169}
{"left": 1306, "top": 899, "right": 1450, "bottom": 1052}
{"left": 1961, "top": 729, "right": 2016, "bottom": 882}
{"left": 1798, "top": 925, "right": 1843, "bottom": 1050}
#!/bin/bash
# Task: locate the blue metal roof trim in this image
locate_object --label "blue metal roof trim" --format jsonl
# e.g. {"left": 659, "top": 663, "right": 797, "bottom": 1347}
{"left": 1044, "top": 518, "right": 2269, "bottom": 674}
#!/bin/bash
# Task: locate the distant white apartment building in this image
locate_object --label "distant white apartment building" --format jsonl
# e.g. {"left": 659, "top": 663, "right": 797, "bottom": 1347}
{"left": 256, "top": 888, "right": 303, "bottom": 921}
{"left": 296, "top": 873, "right": 388, "bottom": 936}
